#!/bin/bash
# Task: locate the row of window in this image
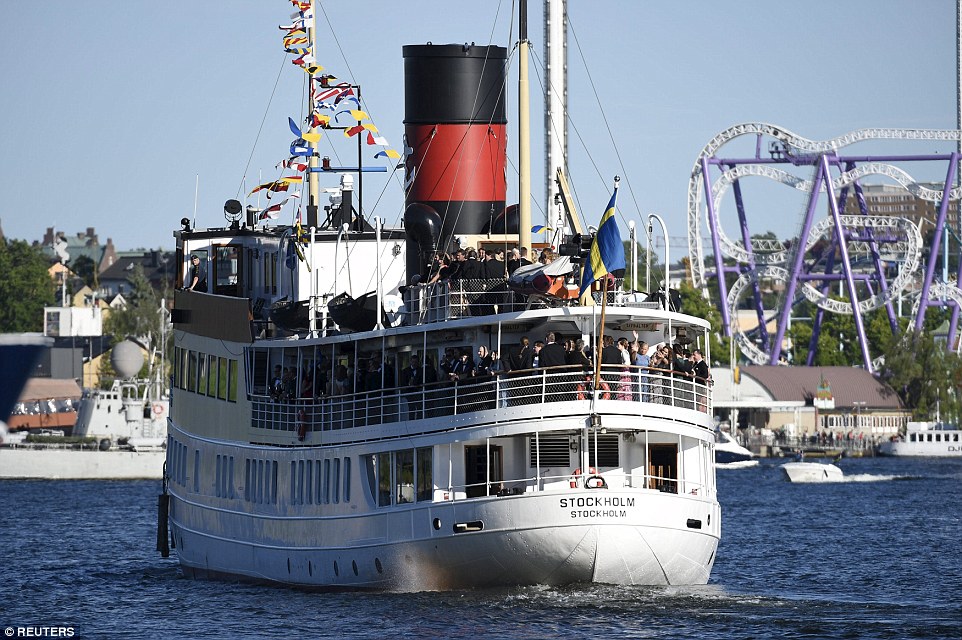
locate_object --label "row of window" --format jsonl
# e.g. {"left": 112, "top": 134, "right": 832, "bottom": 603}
{"left": 169, "top": 438, "right": 189, "bottom": 486}
{"left": 822, "top": 414, "right": 906, "bottom": 429}
{"left": 910, "top": 432, "right": 960, "bottom": 442}
{"left": 173, "top": 347, "right": 239, "bottom": 402}
{"left": 366, "top": 448, "right": 433, "bottom": 507}
{"left": 245, "top": 458, "right": 279, "bottom": 504}
{"left": 290, "top": 458, "right": 352, "bottom": 506}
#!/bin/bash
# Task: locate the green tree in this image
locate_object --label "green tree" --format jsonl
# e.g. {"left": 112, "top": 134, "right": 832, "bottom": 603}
{"left": 70, "top": 255, "right": 98, "bottom": 290}
{"left": 880, "top": 329, "right": 962, "bottom": 421}
{"left": 677, "top": 281, "right": 730, "bottom": 366}
{"left": 103, "top": 265, "right": 161, "bottom": 341}
{"left": 0, "top": 239, "right": 55, "bottom": 332}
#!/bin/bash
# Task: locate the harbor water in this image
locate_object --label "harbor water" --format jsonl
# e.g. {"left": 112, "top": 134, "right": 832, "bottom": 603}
{"left": 1, "top": 456, "right": 959, "bottom": 639}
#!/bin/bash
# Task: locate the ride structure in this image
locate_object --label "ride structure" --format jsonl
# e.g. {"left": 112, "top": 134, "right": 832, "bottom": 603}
{"left": 687, "top": 123, "right": 962, "bottom": 371}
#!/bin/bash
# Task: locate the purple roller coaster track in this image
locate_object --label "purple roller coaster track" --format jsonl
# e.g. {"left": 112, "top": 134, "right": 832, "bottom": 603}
{"left": 687, "top": 123, "right": 962, "bottom": 372}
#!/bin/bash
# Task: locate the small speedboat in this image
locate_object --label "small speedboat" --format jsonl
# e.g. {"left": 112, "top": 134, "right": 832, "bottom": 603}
{"left": 781, "top": 453, "right": 844, "bottom": 482}
{"left": 714, "top": 428, "right": 757, "bottom": 468}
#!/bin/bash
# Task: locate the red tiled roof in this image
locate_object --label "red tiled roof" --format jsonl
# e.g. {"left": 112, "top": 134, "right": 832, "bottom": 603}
{"left": 741, "top": 366, "right": 902, "bottom": 409}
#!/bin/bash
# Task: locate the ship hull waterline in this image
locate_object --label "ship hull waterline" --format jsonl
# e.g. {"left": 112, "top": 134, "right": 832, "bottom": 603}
{"left": 168, "top": 489, "right": 719, "bottom": 591}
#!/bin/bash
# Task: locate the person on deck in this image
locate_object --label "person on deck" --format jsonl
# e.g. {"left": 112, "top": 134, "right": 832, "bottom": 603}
{"left": 188, "top": 254, "right": 207, "bottom": 291}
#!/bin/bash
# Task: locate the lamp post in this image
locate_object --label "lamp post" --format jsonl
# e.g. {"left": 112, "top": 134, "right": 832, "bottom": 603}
{"left": 853, "top": 401, "right": 866, "bottom": 432}
{"left": 647, "top": 214, "right": 669, "bottom": 311}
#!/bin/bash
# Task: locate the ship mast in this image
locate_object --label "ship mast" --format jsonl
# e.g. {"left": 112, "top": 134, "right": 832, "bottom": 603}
{"left": 518, "top": 0, "right": 532, "bottom": 254}
{"left": 307, "top": 0, "right": 320, "bottom": 226}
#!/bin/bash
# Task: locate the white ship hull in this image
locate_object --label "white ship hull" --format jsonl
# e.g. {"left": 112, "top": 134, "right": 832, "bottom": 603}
{"left": 171, "top": 486, "right": 718, "bottom": 589}
{"left": 0, "top": 446, "right": 165, "bottom": 479}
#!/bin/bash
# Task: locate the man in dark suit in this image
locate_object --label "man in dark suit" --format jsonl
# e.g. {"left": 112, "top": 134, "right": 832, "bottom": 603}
{"left": 538, "top": 332, "right": 569, "bottom": 401}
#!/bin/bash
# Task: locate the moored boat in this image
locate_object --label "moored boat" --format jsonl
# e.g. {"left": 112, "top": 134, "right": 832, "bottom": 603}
{"left": 159, "top": 0, "right": 720, "bottom": 590}
{"left": 878, "top": 421, "right": 962, "bottom": 457}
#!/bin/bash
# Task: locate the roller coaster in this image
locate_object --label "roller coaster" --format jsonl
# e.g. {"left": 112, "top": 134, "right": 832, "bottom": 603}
{"left": 687, "top": 123, "right": 962, "bottom": 372}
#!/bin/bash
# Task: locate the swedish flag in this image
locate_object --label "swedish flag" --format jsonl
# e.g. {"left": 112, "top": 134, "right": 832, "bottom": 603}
{"left": 579, "top": 187, "right": 625, "bottom": 296}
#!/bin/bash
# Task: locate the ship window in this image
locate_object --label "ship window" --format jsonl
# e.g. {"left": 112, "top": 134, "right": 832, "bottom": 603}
{"left": 228, "top": 457, "right": 235, "bottom": 499}
{"left": 250, "top": 348, "right": 268, "bottom": 396}
{"left": 244, "top": 459, "right": 251, "bottom": 501}
{"left": 217, "top": 357, "right": 228, "bottom": 400}
{"left": 378, "top": 453, "right": 392, "bottom": 507}
{"left": 297, "top": 460, "right": 305, "bottom": 504}
{"left": 271, "top": 461, "right": 279, "bottom": 504}
{"left": 323, "top": 459, "right": 331, "bottom": 504}
{"left": 343, "top": 457, "right": 351, "bottom": 503}
{"left": 198, "top": 353, "right": 208, "bottom": 396}
{"left": 188, "top": 351, "right": 198, "bottom": 392}
{"left": 910, "top": 433, "right": 916, "bottom": 442}
{"left": 207, "top": 355, "right": 218, "bottom": 397}
{"left": 927, "top": 434, "right": 932, "bottom": 442}
{"left": 306, "top": 460, "right": 313, "bottom": 505}
{"left": 194, "top": 450, "right": 200, "bottom": 493}
{"left": 213, "top": 245, "right": 242, "bottom": 297}
{"left": 364, "top": 455, "right": 377, "bottom": 504}
{"left": 396, "top": 449, "right": 414, "bottom": 505}
{"left": 936, "top": 434, "right": 942, "bottom": 442}
{"left": 315, "top": 459, "right": 323, "bottom": 503}
{"left": 289, "top": 461, "right": 297, "bottom": 505}
{"left": 588, "top": 435, "right": 620, "bottom": 468}
{"left": 529, "top": 434, "right": 571, "bottom": 468}
{"left": 416, "top": 447, "right": 433, "bottom": 502}
{"left": 228, "top": 359, "right": 238, "bottom": 402}
{"left": 333, "top": 458, "right": 342, "bottom": 503}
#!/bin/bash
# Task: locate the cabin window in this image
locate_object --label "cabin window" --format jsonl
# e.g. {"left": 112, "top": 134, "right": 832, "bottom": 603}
{"left": 198, "top": 353, "right": 208, "bottom": 396}
{"left": 315, "top": 459, "right": 323, "bottom": 503}
{"left": 377, "top": 453, "right": 392, "bottom": 507}
{"left": 194, "top": 450, "right": 200, "bottom": 493}
{"left": 217, "top": 357, "right": 229, "bottom": 400}
{"left": 207, "top": 355, "right": 218, "bottom": 397}
{"left": 188, "top": 351, "right": 198, "bottom": 392}
{"left": 333, "top": 458, "right": 341, "bottom": 504}
{"left": 343, "top": 457, "right": 351, "bottom": 503}
{"left": 227, "top": 359, "right": 238, "bottom": 402}
{"left": 213, "top": 244, "right": 242, "bottom": 297}
{"left": 305, "top": 460, "right": 313, "bottom": 504}
{"left": 529, "top": 434, "right": 571, "bottom": 468}
{"left": 323, "top": 459, "right": 331, "bottom": 504}
{"left": 395, "top": 449, "right": 414, "bottom": 504}
{"left": 910, "top": 433, "right": 917, "bottom": 442}
{"left": 416, "top": 447, "right": 432, "bottom": 502}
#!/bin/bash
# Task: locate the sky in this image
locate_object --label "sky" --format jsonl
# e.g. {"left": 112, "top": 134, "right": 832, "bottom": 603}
{"left": 0, "top": 0, "right": 957, "bottom": 254}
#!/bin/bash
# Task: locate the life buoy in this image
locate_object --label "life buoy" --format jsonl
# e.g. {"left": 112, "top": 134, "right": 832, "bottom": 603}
{"left": 585, "top": 474, "right": 608, "bottom": 489}
{"left": 569, "top": 466, "right": 598, "bottom": 489}
{"left": 575, "top": 379, "right": 610, "bottom": 401}
{"left": 152, "top": 403, "right": 164, "bottom": 416}
{"left": 297, "top": 409, "right": 308, "bottom": 441}
{"left": 597, "top": 381, "right": 610, "bottom": 400}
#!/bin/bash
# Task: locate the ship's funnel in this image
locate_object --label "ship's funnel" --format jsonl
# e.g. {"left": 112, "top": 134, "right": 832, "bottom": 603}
{"left": 403, "top": 44, "right": 508, "bottom": 253}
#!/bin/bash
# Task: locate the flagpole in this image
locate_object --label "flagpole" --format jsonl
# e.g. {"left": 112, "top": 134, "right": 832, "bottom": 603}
{"left": 593, "top": 274, "right": 610, "bottom": 398}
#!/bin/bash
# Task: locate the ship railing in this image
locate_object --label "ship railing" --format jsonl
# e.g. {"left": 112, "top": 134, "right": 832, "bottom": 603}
{"left": 402, "top": 277, "right": 630, "bottom": 324}
{"left": 250, "top": 365, "right": 712, "bottom": 436}
{"left": 445, "top": 469, "right": 709, "bottom": 501}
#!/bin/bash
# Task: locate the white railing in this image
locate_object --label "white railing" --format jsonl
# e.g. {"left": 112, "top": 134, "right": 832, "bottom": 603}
{"left": 250, "top": 365, "right": 712, "bottom": 438}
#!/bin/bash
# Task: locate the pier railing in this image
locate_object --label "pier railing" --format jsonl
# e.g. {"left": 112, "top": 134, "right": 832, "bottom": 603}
{"left": 250, "top": 365, "right": 712, "bottom": 438}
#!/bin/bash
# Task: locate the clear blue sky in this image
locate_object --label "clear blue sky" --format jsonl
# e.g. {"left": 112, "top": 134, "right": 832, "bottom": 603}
{"left": 0, "top": 1, "right": 956, "bottom": 252}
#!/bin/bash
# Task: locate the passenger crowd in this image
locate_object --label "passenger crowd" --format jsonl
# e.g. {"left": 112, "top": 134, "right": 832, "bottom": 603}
{"left": 264, "top": 329, "right": 711, "bottom": 419}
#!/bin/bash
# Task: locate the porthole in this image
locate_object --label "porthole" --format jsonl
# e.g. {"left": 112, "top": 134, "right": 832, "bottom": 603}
{"left": 375, "top": 558, "right": 383, "bottom": 574}
{"left": 308, "top": 561, "right": 313, "bottom": 576}
{"left": 352, "top": 560, "right": 359, "bottom": 576}
{"left": 433, "top": 518, "right": 441, "bottom": 530}
{"left": 334, "top": 561, "right": 339, "bottom": 577}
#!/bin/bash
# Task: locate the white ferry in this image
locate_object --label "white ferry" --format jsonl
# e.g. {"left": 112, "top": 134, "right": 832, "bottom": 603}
{"left": 878, "top": 421, "right": 962, "bottom": 457}
{"left": 159, "top": 0, "right": 719, "bottom": 590}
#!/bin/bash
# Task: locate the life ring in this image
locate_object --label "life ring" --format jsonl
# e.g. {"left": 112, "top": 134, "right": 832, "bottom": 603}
{"left": 575, "top": 380, "right": 610, "bottom": 401}
{"left": 569, "top": 466, "right": 598, "bottom": 489}
{"left": 152, "top": 403, "right": 164, "bottom": 416}
{"left": 597, "top": 381, "right": 610, "bottom": 400}
{"left": 585, "top": 474, "right": 608, "bottom": 490}
{"left": 297, "top": 409, "right": 308, "bottom": 441}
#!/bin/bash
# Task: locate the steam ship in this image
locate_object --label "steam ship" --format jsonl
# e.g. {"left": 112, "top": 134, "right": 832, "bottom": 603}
{"left": 160, "top": 1, "right": 719, "bottom": 590}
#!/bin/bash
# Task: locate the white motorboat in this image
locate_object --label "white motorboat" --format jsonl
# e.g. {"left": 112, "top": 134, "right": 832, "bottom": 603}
{"left": 714, "top": 428, "right": 757, "bottom": 468}
{"left": 878, "top": 421, "right": 962, "bottom": 457}
{"left": 781, "top": 453, "right": 844, "bottom": 483}
{"left": 158, "top": 0, "right": 720, "bottom": 591}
